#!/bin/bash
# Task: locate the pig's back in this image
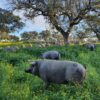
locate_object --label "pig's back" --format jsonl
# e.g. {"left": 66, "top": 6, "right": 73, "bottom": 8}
{"left": 39, "top": 60, "right": 73, "bottom": 83}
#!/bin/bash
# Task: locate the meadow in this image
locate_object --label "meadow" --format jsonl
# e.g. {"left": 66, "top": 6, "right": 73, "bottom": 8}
{"left": 0, "top": 44, "right": 100, "bottom": 100}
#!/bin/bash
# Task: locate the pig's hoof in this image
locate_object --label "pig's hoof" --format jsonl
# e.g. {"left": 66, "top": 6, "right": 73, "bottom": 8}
{"left": 43, "top": 82, "right": 49, "bottom": 89}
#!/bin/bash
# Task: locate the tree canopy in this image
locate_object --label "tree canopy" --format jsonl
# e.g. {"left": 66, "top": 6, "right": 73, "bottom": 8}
{"left": 85, "top": 1, "right": 100, "bottom": 41}
{"left": 21, "top": 31, "right": 38, "bottom": 41}
{"left": 0, "top": 8, "right": 24, "bottom": 33}
{"left": 9, "top": 0, "right": 99, "bottom": 43}
{"left": 8, "top": 0, "right": 98, "bottom": 44}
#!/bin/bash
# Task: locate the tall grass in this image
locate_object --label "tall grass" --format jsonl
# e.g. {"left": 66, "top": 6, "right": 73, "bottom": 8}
{"left": 0, "top": 44, "right": 100, "bottom": 100}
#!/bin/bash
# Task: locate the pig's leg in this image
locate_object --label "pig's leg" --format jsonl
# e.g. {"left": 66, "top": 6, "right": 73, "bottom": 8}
{"left": 41, "top": 74, "right": 49, "bottom": 89}
{"left": 43, "top": 81, "right": 49, "bottom": 89}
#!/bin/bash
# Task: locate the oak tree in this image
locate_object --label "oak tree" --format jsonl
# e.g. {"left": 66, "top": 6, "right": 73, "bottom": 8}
{"left": 8, "top": 0, "right": 96, "bottom": 44}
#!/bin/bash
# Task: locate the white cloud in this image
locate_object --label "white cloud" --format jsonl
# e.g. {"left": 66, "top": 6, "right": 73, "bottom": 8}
{"left": 0, "top": 0, "right": 9, "bottom": 9}
{"left": 25, "top": 16, "right": 49, "bottom": 31}
{"left": 13, "top": 10, "right": 49, "bottom": 32}
{"left": 13, "top": 10, "right": 49, "bottom": 34}
{"left": 0, "top": 1, "right": 5, "bottom": 8}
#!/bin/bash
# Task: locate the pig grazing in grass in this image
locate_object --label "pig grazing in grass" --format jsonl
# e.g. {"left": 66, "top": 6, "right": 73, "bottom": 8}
{"left": 3, "top": 46, "right": 19, "bottom": 52}
{"left": 40, "top": 50, "right": 60, "bottom": 60}
{"left": 25, "top": 60, "right": 86, "bottom": 88}
{"left": 83, "top": 43, "right": 96, "bottom": 51}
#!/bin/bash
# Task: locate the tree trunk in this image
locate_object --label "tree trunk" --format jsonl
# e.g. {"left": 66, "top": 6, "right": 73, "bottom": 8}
{"left": 49, "top": 16, "right": 73, "bottom": 45}
{"left": 62, "top": 32, "right": 70, "bottom": 45}
{"left": 61, "top": 26, "right": 73, "bottom": 45}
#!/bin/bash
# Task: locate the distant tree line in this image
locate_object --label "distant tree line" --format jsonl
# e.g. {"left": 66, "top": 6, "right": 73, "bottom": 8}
{"left": 20, "top": 29, "right": 98, "bottom": 45}
{"left": 20, "top": 30, "right": 60, "bottom": 43}
{"left": 0, "top": 7, "right": 24, "bottom": 41}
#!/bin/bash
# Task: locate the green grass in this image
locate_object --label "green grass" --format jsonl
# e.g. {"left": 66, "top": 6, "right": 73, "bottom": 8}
{"left": 0, "top": 44, "right": 100, "bottom": 100}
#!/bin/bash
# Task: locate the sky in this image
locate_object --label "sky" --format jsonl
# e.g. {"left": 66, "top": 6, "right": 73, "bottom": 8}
{"left": 0, "top": 0, "right": 49, "bottom": 37}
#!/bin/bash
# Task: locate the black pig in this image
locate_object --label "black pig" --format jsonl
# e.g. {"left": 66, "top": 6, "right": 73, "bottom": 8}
{"left": 40, "top": 51, "right": 60, "bottom": 60}
{"left": 83, "top": 43, "right": 96, "bottom": 51}
{"left": 25, "top": 60, "right": 86, "bottom": 88}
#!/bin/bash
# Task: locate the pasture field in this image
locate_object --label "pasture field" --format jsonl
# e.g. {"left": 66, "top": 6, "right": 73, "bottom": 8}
{"left": 0, "top": 44, "right": 100, "bottom": 100}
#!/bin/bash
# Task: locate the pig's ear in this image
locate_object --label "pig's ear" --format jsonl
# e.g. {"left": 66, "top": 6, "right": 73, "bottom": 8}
{"left": 39, "top": 53, "right": 43, "bottom": 58}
